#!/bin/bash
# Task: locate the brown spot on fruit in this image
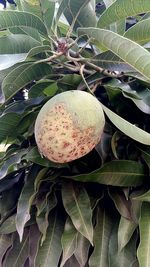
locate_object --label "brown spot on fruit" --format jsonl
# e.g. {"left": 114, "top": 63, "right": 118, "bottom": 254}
{"left": 34, "top": 90, "right": 105, "bottom": 163}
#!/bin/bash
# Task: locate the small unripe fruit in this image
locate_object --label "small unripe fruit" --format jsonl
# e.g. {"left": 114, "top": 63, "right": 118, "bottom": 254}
{"left": 34, "top": 90, "right": 105, "bottom": 163}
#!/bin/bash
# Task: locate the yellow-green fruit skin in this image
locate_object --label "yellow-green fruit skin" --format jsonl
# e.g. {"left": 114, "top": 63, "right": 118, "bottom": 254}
{"left": 34, "top": 90, "right": 105, "bottom": 163}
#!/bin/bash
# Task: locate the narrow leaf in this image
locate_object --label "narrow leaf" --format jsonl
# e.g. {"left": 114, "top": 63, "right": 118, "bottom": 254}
{"left": 74, "top": 233, "right": 90, "bottom": 267}
{"left": 62, "top": 182, "right": 93, "bottom": 245}
{"left": 35, "top": 209, "right": 65, "bottom": 267}
{"left": 0, "top": 234, "right": 12, "bottom": 265}
{"left": 3, "top": 230, "right": 29, "bottom": 267}
{"left": 101, "top": 104, "right": 150, "bottom": 145}
{"left": 29, "top": 224, "right": 41, "bottom": 267}
{"left": 64, "top": 160, "right": 145, "bottom": 186}
{"left": 137, "top": 202, "right": 150, "bottom": 267}
{"left": 89, "top": 206, "right": 113, "bottom": 267}
{"left": 60, "top": 218, "right": 78, "bottom": 267}
{"left": 16, "top": 165, "right": 39, "bottom": 242}
{"left": 118, "top": 217, "right": 137, "bottom": 251}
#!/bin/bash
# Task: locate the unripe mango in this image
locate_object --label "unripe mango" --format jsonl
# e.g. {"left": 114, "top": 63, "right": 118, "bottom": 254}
{"left": 34, "top": 90, "right": 105, "bottom": 163}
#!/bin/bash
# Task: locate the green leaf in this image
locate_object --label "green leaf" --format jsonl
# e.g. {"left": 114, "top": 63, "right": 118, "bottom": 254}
{"left": 39, "top": 0, "right": 56, "bottom": 33}
{"left": 61, "top": 218, "right": 78, "bottom": 267}
{"left": 44, "top": 82, "right": 58, "bottom": 96}
{"left": 89, "top": 206, "right": 113, "bottom": 267}
{"left": 138, "top": 147, "right": 150, "bottom": 168}
{"left": 56, "top": 0, "right": 96, "bottom": 33}
{"left": 74, "top": 233, "right": 90, "bottom": 267}
{"left": 62, "top": 182, "right": 93, "bottom": 245}
{"left": 35, "top": 209, "right": 65, "bottom": 267}
{"left": 0, "top": 113, "right": 20, "bottom": 142}
{"left": 101, "top": 104, "right": 150, "bottom": 145}
{"left": 28, "top": 224, "right": 41, "bottom": 267}
{"left": 124, "top": 18, "right": 150, "bottom": 45}
{"left": 91, "top": 51, "right": 135, "bottom": 73}
{"left": 24, "top": 147, "right": 66, "bottom": 168}
{"left": 109, "top": 221, "right": 138, "bottom": 267}
{"left": 78, "top": 27, "right": 150, "bottom": 82}
{"left": 0, "top": 234, "right": 12, "bottom": 265}
{"left": 0, "top": 11, "right": 47, "bottom": 36}
{"left": 2, "top": 62, "right": 52, "bottom": 103}
{"left": 36, "top": 192, "right": 57, "bottom": 245}
{"left": 137, "top": 202, "right": 150, "bottom": 267}
{"left": 16, "top": 165, "right": 39, "bottom": 242}
{"left": 26, "top": 45, "right": 51, "bottom": 58}
{"left": 65, "top": 160, "right": 145, "bottom": 186}
{"left": 118, "top": 217, "right": 137, "bottom": 251}
{"left": 0, "top": 214, "right": 16, "bottom": 234}
{"left": 109, "top": 189, "right": 132, "bottom": 220}
{"left": 0, "top": 149, "right": 26, "bottom": 180}
{"left": 0, "top": 34, "right": 41, "bottom": 54}
{"left": 98, "top": 0, "right": 150, "bottom": 28}
{"left": 3, "top": 230, "right": 29, "bottom": 267}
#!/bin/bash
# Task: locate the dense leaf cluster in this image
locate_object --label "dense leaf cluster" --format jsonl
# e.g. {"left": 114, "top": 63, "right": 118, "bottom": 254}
{"left": 0, "top": 0, "right": 150, "bottom": 266}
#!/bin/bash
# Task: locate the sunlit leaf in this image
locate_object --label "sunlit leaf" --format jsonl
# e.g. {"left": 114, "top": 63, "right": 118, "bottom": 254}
{"left": 0, "top": 11, "right": 47, "bottom": 36}
{"left": 0, "top": 34, "right": 41, "bottom": 55}
{"left": 101, "top": 104, "right": 150, "bottom": 145}
{"left": 98, "top": 0, "right": 150, "bottom": 28}
{"left": 2, "top": 62, "right": 52, "bottom": 103}
{"left": 78, "top": 27, "right": 150, "bottom": 82}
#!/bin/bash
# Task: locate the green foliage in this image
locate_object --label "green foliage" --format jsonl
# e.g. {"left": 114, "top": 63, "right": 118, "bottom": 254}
{"left": 0, "top": 0, "right": 150, "bottom": 266}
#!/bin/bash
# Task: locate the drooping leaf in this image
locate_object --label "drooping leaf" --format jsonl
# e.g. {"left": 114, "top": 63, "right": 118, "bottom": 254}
{"left": 56, "top": 0, "right": 96, "bottom": 33}
{"left": 2, "top": 62, "right": 52, "bottom": 103}
{"left": 62, "top": 182, "right": 93, "bottom": 245}
{"left": 89, "top": 206, "right": 113, "bottom": 267}
{"left": 64, "top": 160, "right": 145, "bottom": 186}
{"left": 109, "top": 221, "right": 138, "bottom": 267}
{"left": 36, "top": 192, "right": 57, "bottom": 245}
{"left": 0, "top": 234, "right": 12, "bottom": 266}
{"left": 0, "top": 34, "right": 41, "bottom": 55}
{"left": 3, "top": 230, "right": 29, "bottom": 267}
{"left": 101, "top": 104, "right": 150, "bottom": 145}
{"left": 0, "top": 11, "right": 47, "bottom": 36}
{"left": 98, "top": 0, "right": 150, "bottom": 28}
{"left": 35, "top": 209, "right": 65, "bottom": 267}
{"left": 28, "top": 224, "right": 41, "bottom": 267}
{"left": 74, "top": 233, "right": 90, "bottom": 267}
{"left": 60, "top": 218, "right": 78, "bottom": 267}
{"left": 16, "top": 165, "right": 40, "bottom": 242}
{"left": 118, "top": 217, "right": 137, "bottom": 251}
{"left": 26, "top": 45, "right": 51, "bottom": 59}
{"left": 78, "top": 27, "right": 150, "bottom": 82}
{"left": 137, "top": 202, "right": 150, "bottom": 267}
